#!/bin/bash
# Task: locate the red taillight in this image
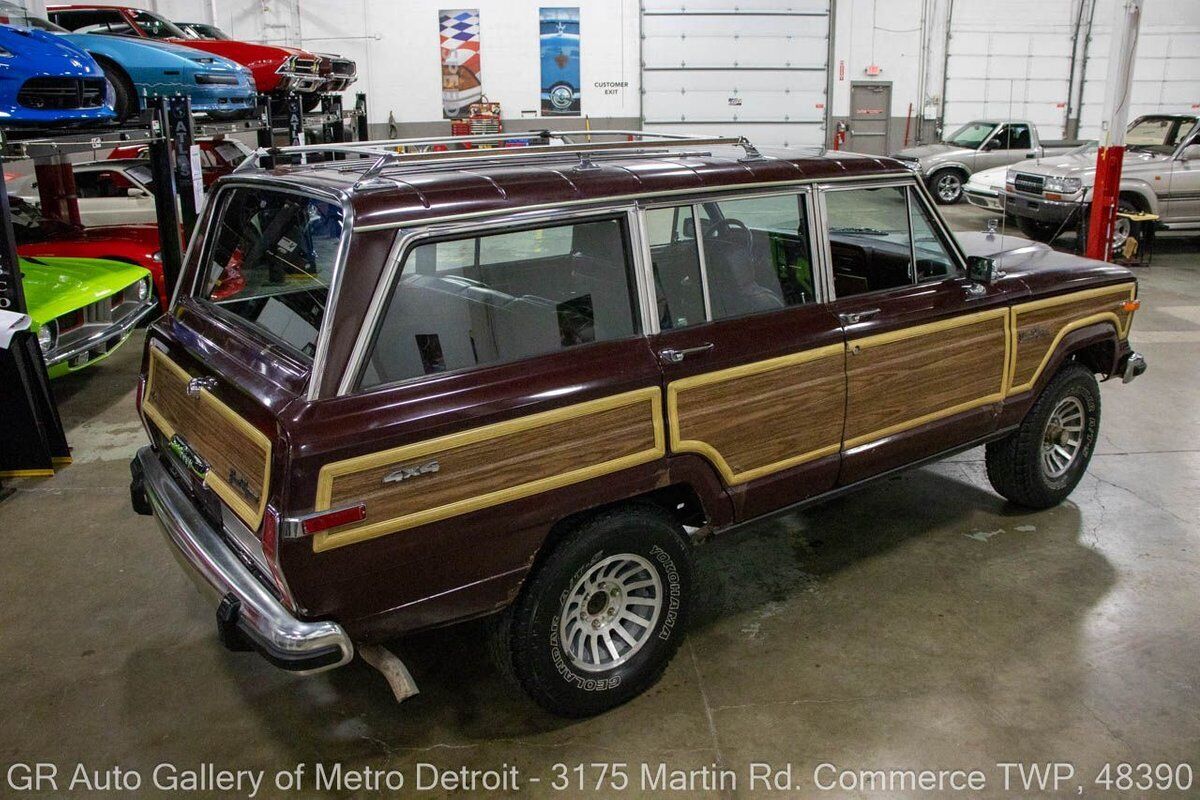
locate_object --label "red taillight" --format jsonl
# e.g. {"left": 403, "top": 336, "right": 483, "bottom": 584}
{"left": 261, "top": 506, "right": 297, "bottom": 610}
{"left": 300, "top": 504, "right": 366, "bottom": 536}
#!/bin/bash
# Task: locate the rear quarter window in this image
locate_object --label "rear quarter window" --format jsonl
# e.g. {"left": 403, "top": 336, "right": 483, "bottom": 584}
{"left": 194, "top": 186, "right": 344, "bottom": 361}
{"left": 359, "top": 216, "right": 639, "bottom": 389}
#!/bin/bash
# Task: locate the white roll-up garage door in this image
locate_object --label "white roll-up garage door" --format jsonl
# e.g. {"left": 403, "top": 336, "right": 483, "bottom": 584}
{"left": 1078, "top": 0, "right": 1200, "bottom": 141}
{"left": 640, "top": 0, "right": 830, "bottom": 147}
{"left": 942, "top": 0, "right": 1078, "bottom": 136}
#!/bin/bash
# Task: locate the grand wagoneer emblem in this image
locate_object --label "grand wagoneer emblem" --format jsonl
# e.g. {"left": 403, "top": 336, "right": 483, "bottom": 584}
{"left": 383, "top": 461, "right": 440, "bottom": 484}
{"left": 227, "top": 469, "right": 261, "bottom": 504}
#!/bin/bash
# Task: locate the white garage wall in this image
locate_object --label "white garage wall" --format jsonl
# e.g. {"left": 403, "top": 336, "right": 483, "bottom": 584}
{"left": 83, "top": 0, "right": 641, "bottom": 129}
{"left": 70, "top": 0, "right": 1200, "bottom": 147}
{"left": 940, "top": 0, "right": 1079, "bottom": 134}
{"left": 1079, "top": 0, "right": 1200, "bottom": 141}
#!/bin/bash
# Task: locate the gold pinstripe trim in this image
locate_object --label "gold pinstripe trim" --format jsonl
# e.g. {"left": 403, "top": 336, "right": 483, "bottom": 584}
{"left": 0, "top": 469, "right": 55, "bottom": 478}
{"left": 312, "top": 388, "right": 665, "bottom": 552}
{"left": 842, "top": 307, "right": 1012, "bottom": 451}
{"left": 1007, "top": 283, "right": 1136, "bottom": 396}
{"left": 142, "top": 349, "right": 273, "bottom": 529}
{"left": 666, "top": 344, "right": 845, "bottom": 485}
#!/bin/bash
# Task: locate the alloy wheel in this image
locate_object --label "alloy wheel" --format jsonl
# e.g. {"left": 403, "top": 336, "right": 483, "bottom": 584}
{"left": 559, "top": 554, "right": 662, "bottom": 673}
{"left": 1041, "top": 396, "right": 1086, "bottom": 479}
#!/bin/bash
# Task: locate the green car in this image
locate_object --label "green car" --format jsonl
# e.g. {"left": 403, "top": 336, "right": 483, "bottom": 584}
{"left": 21, "top": 255, "right": 157, "bottom": 378}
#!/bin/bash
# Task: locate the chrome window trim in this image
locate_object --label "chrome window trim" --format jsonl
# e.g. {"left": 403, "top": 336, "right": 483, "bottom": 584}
{"left": 691, "top": 204, "right": 714, "bottom": 320}
{"left": 816, "top": 177, "right": 968, "bottom": 303}
{"left": 631, "top": 206, "right": 662, "bottom": 336}
{"left": 174, "top": 176, "right": 354, "bottom": 402}
{"left": 336, "top": 204, "right": 644, "bottom": 397}
{"left": 350, "top": 171, "right": 913, "bottom": 233}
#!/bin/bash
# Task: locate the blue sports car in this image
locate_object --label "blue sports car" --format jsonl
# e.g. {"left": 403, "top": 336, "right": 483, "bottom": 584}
{"left": 0, "top": 24, "right": 115, "bottom": 126}
{"left": 25, "top": 15, "right": 257, "bottom": 121}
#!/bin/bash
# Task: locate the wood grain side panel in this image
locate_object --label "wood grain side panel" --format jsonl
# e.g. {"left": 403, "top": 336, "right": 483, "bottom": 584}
{"left": 142, "top": 349, "right": 271, "bottom": 528}
{"left": 1010, "top": 283, "right": 1136, "bottom": 392}
{"left": 668, "top": 345, "right": 846, "bottom": 485}
{"left": 844, "top": 310, "right": 1008, "bottom": 448}
{"left": 313, "top": 389, "right": 664, "bottom": 552}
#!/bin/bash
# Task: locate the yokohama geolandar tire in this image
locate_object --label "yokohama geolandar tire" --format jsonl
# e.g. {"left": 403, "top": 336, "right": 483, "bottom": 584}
{"left": 986, "top": 362, "right": 1101, "bottom": 509}
{"left": 499, "top": 506, "right": 693, "bottom": 717}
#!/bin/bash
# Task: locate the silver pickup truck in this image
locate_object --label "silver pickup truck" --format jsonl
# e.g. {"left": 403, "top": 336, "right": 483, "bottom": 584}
{"left": 1004, "top": 114, "right": 1200, "bottom": 248}
{"left": 891, "top": 119, "right": 1088, "bottom": 205}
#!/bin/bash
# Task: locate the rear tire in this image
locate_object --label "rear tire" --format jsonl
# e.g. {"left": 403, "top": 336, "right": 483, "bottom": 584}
{"left": 986, "top": 362, "right": 1101, "bottom": 509}
{"left": 498, "top": 506, "right": 692, "bottom": 717}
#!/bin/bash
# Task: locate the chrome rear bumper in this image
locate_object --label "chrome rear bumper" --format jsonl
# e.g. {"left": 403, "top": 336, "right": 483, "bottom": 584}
{"left": 134, "top": 446, "right": 353, "bottom": 674}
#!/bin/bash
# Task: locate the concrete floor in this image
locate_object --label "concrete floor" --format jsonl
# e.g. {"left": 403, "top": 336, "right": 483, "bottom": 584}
{"left": 1, "top": 206, "right": 1197, "bottom": 799}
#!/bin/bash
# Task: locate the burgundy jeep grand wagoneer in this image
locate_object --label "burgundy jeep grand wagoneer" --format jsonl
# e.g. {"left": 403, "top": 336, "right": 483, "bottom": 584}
{"left": 129, "top": 131, "right": 1145, "bottom": 717}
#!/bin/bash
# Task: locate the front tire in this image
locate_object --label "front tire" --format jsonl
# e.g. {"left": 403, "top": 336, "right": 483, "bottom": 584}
{"left": 97, "top": 59, "right": 136, "bottom": 122}
{"left": 986, "top": 362, "right": 1101, "bottom": 509}
{"left": 499, "top": 506, "right": 693, "bottom": 717}
{"left": 929, "top": 168, "right": 966, "bottom": 204}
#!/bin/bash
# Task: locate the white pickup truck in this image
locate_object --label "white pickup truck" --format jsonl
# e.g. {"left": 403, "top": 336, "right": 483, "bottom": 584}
{"left": 891, "top": 120, "right": 1089, "bottom": 204}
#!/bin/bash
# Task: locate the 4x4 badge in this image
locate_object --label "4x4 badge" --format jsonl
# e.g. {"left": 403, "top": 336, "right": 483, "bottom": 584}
{"left": 383, "top": 461, "right": 440, "bottom": 484}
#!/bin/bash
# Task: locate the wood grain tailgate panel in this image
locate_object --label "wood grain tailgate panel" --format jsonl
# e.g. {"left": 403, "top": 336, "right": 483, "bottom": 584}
{"left": 668, "top": 344, "right": 846, "bottom": 484}
{"left": 142, "top": 348, "right": 272, "bottom": 529}
{"left": 1010, "top": 283, "right": 1136, "bottom": 392}
{"left": 313, "top": 388, "right": 664, "bottom": 552}
{"left": 844, "top": 309, "right": 1009, "bottom": 448}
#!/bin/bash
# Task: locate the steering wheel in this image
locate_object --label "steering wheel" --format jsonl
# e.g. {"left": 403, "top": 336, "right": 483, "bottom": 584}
{"left": 712, "top": 218, "right": 754, "bottom": 253}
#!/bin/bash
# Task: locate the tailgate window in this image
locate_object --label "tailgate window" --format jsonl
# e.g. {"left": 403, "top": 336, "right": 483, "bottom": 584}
{"left": 197, "top": 186, "right": 343, "bottom": 360}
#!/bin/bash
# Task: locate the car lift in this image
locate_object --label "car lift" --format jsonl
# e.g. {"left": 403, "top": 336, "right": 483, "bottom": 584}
{"left": 0, "top": 91, "right": 367, "bottom": 478}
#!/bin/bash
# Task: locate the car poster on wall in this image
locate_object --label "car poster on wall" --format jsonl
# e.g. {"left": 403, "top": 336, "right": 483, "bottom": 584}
{"left": 439, "top": 9, "right": 483, "bottom": 118}
{"left": 539, "top": 7, "right": 581, "bottom": 116}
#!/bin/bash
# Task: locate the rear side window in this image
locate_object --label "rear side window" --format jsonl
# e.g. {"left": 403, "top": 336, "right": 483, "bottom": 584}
{"left": 196, "top": 187, "right": 343, "bottom": 360}
{"left": 360, "top": 217, "right": 638, "bottom": 389}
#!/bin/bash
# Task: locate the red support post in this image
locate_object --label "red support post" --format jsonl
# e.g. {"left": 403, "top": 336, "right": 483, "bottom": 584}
{"left": 1085, "top": 144, "right": 1125, "bottom": 261}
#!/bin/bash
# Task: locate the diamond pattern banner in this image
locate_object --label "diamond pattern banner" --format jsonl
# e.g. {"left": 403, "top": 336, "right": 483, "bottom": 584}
{"left": 439, "top": 8, "right": 483, "bottom": 119}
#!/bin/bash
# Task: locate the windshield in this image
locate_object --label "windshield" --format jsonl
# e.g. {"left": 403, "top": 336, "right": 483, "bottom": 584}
{"left": 28, "top": 16, "right": 69, "bottom": 33}
{"left": 945, "top": 122, "right": 997, "bottom": 148}
{"left": 1125, "top": 116, "right": 1198, "bottom": 154}
{"left": 183, "top": 22, "right": 230, "bottom": 40}
{"left": 198, "top": 188, "right": 343, "bottom": 361}
{"left": 8, "top": 197, "right": 79, "bottom": 245}
{"left": 129, "top": 9, "right": 187, "bottom": 39}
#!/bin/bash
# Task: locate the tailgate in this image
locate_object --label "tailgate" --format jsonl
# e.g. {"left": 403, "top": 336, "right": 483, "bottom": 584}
{"left": 142, "top": 345, "right": 273, "bottom": 530}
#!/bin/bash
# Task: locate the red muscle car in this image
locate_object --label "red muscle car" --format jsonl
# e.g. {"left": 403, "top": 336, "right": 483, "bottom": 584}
{"left": 108, "top": 136, "right": 253, "bottom": 189}
{"left": 11, "top": 196, "right": 168, "bottom": 310}
{"left": 47, "top": 5, "right": 356, "bottom": 106}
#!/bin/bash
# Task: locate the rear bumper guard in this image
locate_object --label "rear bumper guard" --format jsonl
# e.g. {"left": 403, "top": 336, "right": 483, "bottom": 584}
{"left": 133, "top": 446, "right": 353, "bottom": 674}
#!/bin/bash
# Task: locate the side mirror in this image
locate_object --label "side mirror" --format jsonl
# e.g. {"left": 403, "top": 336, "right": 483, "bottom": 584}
{"left": 966, "top": 255, "right": 998, "bottom": 284}
{"left": 1179, "top": 144, "right": 1200, "bottom": 162}
{"left": 983, "top": 139, "right": 1001, "bottom": 151}
{"left": 681, "top": 216, "right": 696, "bottom": 238}
{"left": 127, "top": 187, "right": 149, "bottom": 198}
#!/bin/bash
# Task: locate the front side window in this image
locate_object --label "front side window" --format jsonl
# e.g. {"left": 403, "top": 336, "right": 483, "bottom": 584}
{"left": 74, "top": 169, "right": 134, "bottom": 198}
{"left": 360, "top": 217, "right": 638, "bottom": 389}
{"left": 825, "top": 185, "right": 957, "bottom": 298}
{"left": 197, "top": 187, "right": 343, "bottom": 360}
{"left": 648, "top": 193, "right": 815, "bottom": 329}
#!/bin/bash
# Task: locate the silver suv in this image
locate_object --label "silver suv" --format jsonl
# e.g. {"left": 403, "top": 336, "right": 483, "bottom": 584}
{"left": 1004, "top": 114, "right": 1200, "bottom": 246}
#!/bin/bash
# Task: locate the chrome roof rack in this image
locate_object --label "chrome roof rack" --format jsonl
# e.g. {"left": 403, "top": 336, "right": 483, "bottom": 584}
{"left": 234, "top": 130, "right": 764, "bottom": 187}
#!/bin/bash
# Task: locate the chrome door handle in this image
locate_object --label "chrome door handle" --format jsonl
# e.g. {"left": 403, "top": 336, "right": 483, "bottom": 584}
{"left": 659, "top": 343, "right": 714, "bottom": 364}
{"left": 186, "top": 376, "right": 217, "bottom": 396}
{"left": 837, "top": 308, "right": 881, "bottom": 325}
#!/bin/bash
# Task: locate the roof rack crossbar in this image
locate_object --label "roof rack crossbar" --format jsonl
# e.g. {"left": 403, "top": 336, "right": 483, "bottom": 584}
{"left": 234, "top": 130, "right": 764, "bottom": 182}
